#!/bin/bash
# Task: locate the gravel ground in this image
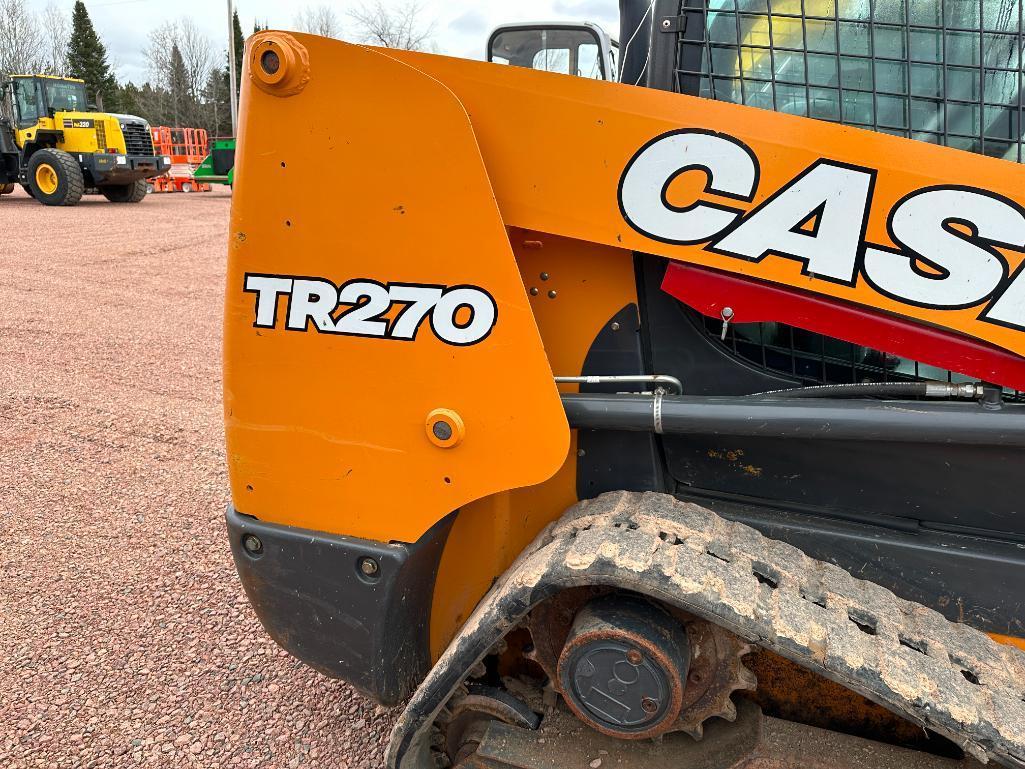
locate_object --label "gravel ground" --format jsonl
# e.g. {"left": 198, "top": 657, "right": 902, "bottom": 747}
{"left": 0, "top": 187, "right": 395, "bottom": 768}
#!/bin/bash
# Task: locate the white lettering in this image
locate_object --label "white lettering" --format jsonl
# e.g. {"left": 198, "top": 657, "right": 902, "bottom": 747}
{"left": 619, "top": 131, "right": 758, "bottom": 245}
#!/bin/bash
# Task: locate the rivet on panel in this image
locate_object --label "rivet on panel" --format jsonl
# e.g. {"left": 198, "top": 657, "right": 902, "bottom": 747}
{"left": 242, "top": 534, "right": 263, "bottom": 555}
{"left": 426, "top": 408, "right": 465, "bottom": 449}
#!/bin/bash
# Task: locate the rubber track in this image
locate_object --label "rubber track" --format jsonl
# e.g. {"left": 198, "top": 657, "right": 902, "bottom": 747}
{"left": 559, "top": 492, "right": 1025, "bottom": 766}
{"left": 388, "top": 491, "right": 1025, "bottom": 768}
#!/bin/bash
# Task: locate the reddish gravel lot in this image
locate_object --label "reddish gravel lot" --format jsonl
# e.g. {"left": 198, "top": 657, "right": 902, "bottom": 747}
{"left": 0, "top": 188, "right": 394, "bottom": 768}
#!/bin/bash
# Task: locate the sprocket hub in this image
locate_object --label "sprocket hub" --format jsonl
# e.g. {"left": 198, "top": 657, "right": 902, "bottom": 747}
{"left": 526, "top": 589, "right": 755, "bottom": 740}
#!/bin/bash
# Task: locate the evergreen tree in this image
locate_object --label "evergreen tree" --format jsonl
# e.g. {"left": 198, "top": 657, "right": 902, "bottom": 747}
{"left": 232, "top": 10, "right": 244, "bottom": 94}
{"left": 67, "top": 1, "right": 118, "bottom": 110}
{"left": 202, "top": 65, "right": 231, "bottom": 137}
{"left": 132, "top": 81, "right": 172, "bottom": 128}
{"left": 168, "top": 43, "right": 191, "bottom": 125}
{"left": 117, "top": 81, "right": 141, "bottom": 117}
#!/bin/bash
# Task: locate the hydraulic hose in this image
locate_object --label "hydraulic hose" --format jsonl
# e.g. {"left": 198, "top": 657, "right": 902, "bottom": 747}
{"left": 744, "top": 381, "right": 985, "bottom": 400}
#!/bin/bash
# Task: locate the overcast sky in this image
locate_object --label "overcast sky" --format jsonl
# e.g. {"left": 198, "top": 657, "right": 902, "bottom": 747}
{"left": 25, "top": 0, "right": 621, "bottom": 85}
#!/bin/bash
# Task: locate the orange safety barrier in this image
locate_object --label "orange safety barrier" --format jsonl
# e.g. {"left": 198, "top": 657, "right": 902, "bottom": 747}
{"left": 148, "top": 126, "right": 211, "bottom": 193}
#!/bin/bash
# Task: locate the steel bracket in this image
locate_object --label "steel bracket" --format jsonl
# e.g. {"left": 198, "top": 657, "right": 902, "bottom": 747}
{"left": 659, "top": 15, "right": 687, "bottom": 33}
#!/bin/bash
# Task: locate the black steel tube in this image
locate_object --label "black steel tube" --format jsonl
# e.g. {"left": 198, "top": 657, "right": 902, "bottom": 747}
{"left": 646, "top": 0, "right": 684, "bottom": 91}
{"left": 618, "top": 0, "right": 653, "bottom": 84}
{"left": 561, "top": 393, "right": 1025, "bottom": 446}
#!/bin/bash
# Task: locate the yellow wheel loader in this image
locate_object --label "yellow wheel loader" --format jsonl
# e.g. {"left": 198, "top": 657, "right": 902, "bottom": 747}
{"left": 0, "top": 75, "right": 169, "bottom": 206}
{"left": 224, "top": 5, "right": 1025, "bottom": 768}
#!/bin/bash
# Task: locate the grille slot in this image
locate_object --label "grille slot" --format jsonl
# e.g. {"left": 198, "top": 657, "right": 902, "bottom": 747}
{"left": 94, "top": 121, "right": 107, "bottom": 151}
{"left": 121, "top": 121, "right": 154, "bottom": 156}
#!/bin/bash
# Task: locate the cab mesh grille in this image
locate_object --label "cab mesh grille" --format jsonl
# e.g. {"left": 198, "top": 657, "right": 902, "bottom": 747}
{"left": 675, "top": 0, "right": 1025, "bottom": 161}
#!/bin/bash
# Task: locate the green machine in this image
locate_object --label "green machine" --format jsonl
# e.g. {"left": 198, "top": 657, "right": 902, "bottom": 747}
{"left": 194, "top": 137, "right": 235, "bottom": 187}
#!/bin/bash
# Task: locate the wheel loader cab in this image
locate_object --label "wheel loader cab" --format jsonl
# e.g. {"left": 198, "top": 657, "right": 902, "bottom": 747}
{"left": 0, "top": 74, "right": 170, "bottom": 206}
{"left": 487, "top": 22, "right": 618, "bottom": 81}
{"left": 12, "top": 75, "right": 88, "bottom": 124}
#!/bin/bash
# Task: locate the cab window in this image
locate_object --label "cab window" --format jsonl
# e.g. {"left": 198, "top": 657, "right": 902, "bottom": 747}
{"left": 490, "top": 27, "right": 607, "bottom": 80}
{"left": 12, "top": 79, "right": 42, "bottom": 128}
{"left": 43, "top": 80, "right": 87, "bottom": 113}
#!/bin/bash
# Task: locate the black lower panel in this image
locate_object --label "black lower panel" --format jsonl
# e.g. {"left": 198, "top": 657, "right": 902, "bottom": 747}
{"left": 576, "top": 303, "right": 667, "bottom": 496}
{"left": 685, "top": 493, "right": 1025, "bottom": 638}
{"left": 225, "top": 506, "right": 453, "bottom": 705}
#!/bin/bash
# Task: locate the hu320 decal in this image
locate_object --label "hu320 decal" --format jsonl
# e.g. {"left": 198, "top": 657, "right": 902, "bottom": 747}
{"left": 243, "top": 274, "right": 498, "bottom": 346}
{"left": 618, "top": 129, "right": 1025, "bottom": 332}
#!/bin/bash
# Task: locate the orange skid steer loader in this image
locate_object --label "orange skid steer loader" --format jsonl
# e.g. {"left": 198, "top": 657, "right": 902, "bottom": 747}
{"left": 223, "top": 4, "right": 1025, "bottom": 768}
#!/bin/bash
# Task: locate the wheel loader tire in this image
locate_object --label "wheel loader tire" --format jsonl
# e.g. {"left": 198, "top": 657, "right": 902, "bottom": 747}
{"left": 100, "top": 179, "right": 148, "bottom": 203}
{"left": 22, "top": 184, "right": 35, "bottom": 198}
{"left": 27, "top": 148, "right": 84, "bottom": 206}
{"left": 0, "top": 183, "right": 14, "bottom": 195}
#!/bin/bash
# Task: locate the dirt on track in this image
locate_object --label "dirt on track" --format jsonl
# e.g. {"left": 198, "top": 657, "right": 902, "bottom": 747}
{"left": 0, "top": 188, "right": 396, "bottom": 768}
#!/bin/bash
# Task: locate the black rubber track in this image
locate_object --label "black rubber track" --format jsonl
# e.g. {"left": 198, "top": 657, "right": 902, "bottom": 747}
{"left": 387, "top": 491, "right": 1025, "bottom": 769}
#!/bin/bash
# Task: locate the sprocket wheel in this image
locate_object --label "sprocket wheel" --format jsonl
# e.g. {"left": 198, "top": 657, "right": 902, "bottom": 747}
{"left": 673, "top": 619, "right": 756, "bottom": 738}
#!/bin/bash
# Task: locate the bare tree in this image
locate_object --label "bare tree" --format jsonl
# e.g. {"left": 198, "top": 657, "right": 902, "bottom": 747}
{"left": 144, "top": 19, "right": 214, "bottom": 126}
{"left": 176, "top": 18, "right": 214, "bottom": 102}
{"left": 143, "top": 21, "right": 176, "bottom": 121}
{"left": 348, "top": 0, "right": 436, "bottom": 51}
{"left": 292, "top": 5, "right": 342, "bottom": 38}
{"left": 40, "top": 2, "right": 70, "bottom": 76}
{"left": 0, "top": 0, "right": 45, "bottom": 75}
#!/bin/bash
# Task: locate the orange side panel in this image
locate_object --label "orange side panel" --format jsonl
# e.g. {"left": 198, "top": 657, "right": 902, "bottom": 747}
{"left": 224, "top": 36, "right": 568, "bottom": 542}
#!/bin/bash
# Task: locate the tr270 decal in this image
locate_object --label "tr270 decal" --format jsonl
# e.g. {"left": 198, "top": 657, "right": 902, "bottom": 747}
{"left": 243, "top": 274, "right": 498, "bottom": 346}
